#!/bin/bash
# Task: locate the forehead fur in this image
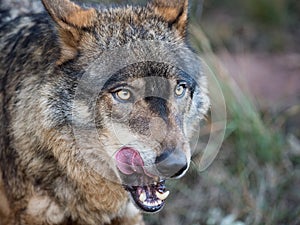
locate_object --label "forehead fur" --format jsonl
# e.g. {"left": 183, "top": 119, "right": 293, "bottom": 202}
{"left": 102, "top": 61, "right": 192, "bottom": 88}
{"left": 42, "top": 0, "right": 188, "bottom": 64}
{"left": 78, "top": 6, "right": 185, "bottom": 52}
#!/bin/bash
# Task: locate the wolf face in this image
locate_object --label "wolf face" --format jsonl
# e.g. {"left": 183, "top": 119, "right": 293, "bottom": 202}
{"left": 93, "top": 62, "right": 202, "bottom": 212}
{"left": 40, "top": 0, "right": 209, "bottom": 214}
{"left": 0, "top": 0, "right": 209, "bottom": 223}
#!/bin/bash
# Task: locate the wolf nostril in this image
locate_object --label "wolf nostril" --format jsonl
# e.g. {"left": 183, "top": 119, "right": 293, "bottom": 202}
{"left": 155, "top": 149, "right": 188, "bottom": 178}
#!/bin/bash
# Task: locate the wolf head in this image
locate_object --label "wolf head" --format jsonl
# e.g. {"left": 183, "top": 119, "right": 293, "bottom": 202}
{"left": 42, "top": 0, "right": 209, "bottom": 213}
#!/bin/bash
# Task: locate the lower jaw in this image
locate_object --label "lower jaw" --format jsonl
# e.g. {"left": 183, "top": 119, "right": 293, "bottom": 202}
{"left": 129, "top": 192, "right": 165, "bottom": 213}
{"left": 124, "top": 181, "right": 168, "bottom": 213}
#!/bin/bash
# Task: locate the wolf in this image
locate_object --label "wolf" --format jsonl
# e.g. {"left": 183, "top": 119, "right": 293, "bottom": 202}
{"left": 0, "top": 0, "right": 209, "bottom": 224}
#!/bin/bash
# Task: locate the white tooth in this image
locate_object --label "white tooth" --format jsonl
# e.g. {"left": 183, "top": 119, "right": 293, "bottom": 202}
{"left": 139, "top": 191, "right": 147, "bottom": 202}
{"left": 156, "top": 190, "right": 170, "bottom": 200}
{"left": 145, "top": 201, "right": 151, "bottom": 207}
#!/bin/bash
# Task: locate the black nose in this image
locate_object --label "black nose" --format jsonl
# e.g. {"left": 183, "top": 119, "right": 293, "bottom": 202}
{"left": 155, "top": 149, "right": 188, "bottom": 178}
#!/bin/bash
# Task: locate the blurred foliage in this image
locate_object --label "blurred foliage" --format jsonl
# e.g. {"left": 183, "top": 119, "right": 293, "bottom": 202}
{"left": 189, "top": 22, "right": 284, "bottom": 170}
{"left": 82, "top": 0, "right": 300, "bottom": 52}
{"left": 202, "top": 0, "right": 289, "bottom": 25}
{"left": 199, "top": 0, "right": 300, "bottom": 52}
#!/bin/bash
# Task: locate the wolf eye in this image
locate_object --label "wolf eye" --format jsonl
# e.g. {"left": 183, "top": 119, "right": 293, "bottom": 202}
{"left": 115, "top": 89, "right": 132, "bottom": 101}
{"left": 175, "top": 83, "right": 187, "bottom": 98}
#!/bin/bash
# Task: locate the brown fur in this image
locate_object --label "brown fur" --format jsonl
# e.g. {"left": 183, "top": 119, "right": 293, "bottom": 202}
{"left": 42, "top": 0, "right": 97, "bottom": 64}
{"left": 151, "top": 0, "right": 188, "bottom": 36}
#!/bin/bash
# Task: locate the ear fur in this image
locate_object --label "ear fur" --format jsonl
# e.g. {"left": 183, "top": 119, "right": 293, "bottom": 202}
{"left": 149, "top": 0, "right": 189, "bottom": 37}
{"left": 42, "top": 0, "right": 97, "bottom": 64}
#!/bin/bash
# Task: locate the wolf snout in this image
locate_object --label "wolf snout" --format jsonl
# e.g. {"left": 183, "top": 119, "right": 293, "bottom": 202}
{"left": 155, "top": 149, "right": 188, "bottom": 178}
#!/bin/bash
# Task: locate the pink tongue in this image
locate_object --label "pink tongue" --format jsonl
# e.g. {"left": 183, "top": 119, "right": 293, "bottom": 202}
{"left": 115, "top": 148, "right": 144, "bottom": 175}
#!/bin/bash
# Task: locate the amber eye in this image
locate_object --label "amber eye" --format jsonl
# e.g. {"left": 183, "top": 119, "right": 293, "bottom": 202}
{"left": 115, "top": 89, "right": 132, "bottom": 101}
{"left": 175, "top": 83, "right": 187, "bottom": 98}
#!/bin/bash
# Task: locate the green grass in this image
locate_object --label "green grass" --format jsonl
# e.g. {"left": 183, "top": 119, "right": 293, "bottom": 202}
{"left": 190, "top": 22, "right": 284, "bottom": 163}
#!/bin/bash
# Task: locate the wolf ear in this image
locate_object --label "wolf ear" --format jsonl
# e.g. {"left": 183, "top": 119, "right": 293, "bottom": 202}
{"left": 42, "top": 0, "right": 97, "bottom": 64}
{"left": 149, "top": 0, "right": 189, "bottom": 37}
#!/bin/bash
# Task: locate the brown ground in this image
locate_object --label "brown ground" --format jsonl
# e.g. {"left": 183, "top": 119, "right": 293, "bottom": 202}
{"left": 218, "top": 52, "right": 300, "bottom": 110}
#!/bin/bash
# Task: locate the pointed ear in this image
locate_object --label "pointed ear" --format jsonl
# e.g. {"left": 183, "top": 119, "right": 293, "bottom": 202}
{"left": 149, "top": 0, "right": 189, "bottom": 37}
{"left": 42, "top": 0, "right": 97, "bottom": 64}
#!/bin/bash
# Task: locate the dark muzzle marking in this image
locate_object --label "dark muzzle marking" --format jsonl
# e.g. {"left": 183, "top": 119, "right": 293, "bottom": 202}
{"left": 144, "top": 96, "right": 169, "bottom": 123}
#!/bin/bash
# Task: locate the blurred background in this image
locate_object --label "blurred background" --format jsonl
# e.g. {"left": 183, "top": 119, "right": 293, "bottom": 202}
{"left": 1, "top": 0, "right": 299, "bottom": 224}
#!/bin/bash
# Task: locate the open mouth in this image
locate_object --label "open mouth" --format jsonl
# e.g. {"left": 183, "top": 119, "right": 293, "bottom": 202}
{"left": 115, "top": 147, "right": 170, "bottom": 213}
{"left": 124, "top": 180, "right": 169, "bottom": 213}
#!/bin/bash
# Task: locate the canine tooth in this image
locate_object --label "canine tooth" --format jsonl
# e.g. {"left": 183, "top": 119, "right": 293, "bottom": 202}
{"left": 156, "top": 190, "right": 169, "bottom": 200}
{"left": 139, "top": 191, "right": 147, "bottom": 202}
